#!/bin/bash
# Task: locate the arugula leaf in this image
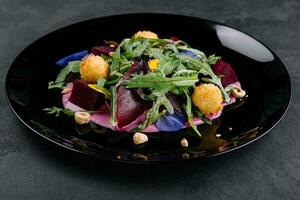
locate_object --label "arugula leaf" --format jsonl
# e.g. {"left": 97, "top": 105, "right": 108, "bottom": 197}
{"left": 122, "top": 38, "right": 149, "bottom": 59}
{"left": 123, "top": 73, "right": 198, "bottom": 93}
{"left": 96, "top": 78, "right": 106, "bottom": 87}
{"left": 110, "top": 47, "right": 121, "bottom": 74}
{"left": 109, "top": 86, "right": 117, "bottom": 127}
{"left": 48, "top": 61, "right": 81, "bottom": 89}
{"left": 194, "top": 110, "right": 212, "bottom": 125}
{"left": 48, "top": 81, "right": 65, "bottom": 89}
{"left": 55, "top": 61, "right": 80, "bottom": 83}
{"left": 43, "top": 107, "right": 74, "bottom": 117}
{"left": 138, "top": 95, "right": 173, "bottom": 130}
{"left": 208, "top": 54, "right": 221, "bottom": 65}
{"left": 95, "top": 78, "right": 111, "bottom": 97}
{"left": 182, "top": 89, "right": 201, "bottom": 137}
{"left": 178, "top": 55, "right": 230, "bottom": 102}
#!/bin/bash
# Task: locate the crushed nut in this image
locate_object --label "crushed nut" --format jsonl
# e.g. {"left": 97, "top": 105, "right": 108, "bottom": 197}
{"left": 232, "top": 87, "right": 246, "bottom": 98}
{"left": 181, "top": 138, "right": 189, "bottom": 147}
{"left": 74, "top": 111, "right": 91, "bottom": 125}
{"left": 61, "top": 88, "right": 72, "bottom": 94}
{"left": 133, "top": 132, "right": 148, "bottom": 145}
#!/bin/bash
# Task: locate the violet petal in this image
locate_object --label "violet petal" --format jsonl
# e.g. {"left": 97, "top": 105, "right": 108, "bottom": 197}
{"left": 156, "top": 111, "right": 185, "bottom": 132}
{"left": 180, "top": 50, "right": 198, "bottom": 59}
{"left": 56, "top": 50, "right": 88, "bottom": 67}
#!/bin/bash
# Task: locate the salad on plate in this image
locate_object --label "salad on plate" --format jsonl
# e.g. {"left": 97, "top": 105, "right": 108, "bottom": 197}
{"left": 45, "top": 31, "right": 246, "bottom": 146}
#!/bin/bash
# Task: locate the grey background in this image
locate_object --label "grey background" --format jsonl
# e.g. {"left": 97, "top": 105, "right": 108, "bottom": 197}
{"left": 1, "top": 0, "right": 299, "bottom": 199}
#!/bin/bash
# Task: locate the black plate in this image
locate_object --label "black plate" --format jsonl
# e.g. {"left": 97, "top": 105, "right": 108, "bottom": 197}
{"left": 5, "top": 13, "right": 291, "bottom": 163}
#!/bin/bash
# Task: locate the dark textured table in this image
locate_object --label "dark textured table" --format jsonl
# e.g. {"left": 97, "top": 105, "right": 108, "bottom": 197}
{"left": 1, "top": 0, "right": 299, "bottom": 199}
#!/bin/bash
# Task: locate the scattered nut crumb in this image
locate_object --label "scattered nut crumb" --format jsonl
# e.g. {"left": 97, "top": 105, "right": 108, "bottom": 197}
{"left": 133, "top": 132, "right": 148, "bottom": 145}
{"left": 74, "top": 111, "right": 91, "bottom": 125}
{"left": 61, "top": 88, "right": 72, "bottom": 94}
{"left": 232, "top": 87, "right": 246, "bottom": 98}
{"left": 181, "top": 138, "right": 189, "bottom": 147}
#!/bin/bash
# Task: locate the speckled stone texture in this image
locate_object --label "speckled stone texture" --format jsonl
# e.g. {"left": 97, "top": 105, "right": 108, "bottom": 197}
{"left": 0, "top": 0, "right": 299, "bottom": 199}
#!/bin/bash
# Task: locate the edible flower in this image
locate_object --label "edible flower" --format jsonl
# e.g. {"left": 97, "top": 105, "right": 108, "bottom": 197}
{"left": 148, "top": 59, "right": 160, "bottom": 71}
{"left": 56, "top": 50, "right": 88, "bottom": 67}
{"left": 180, "top": 50, "right": 198, "bottom": 59}
{"left": 156, "top": 111, "right": 185, "bottom": 132}
{"left": 88, "top": 84, "right": 106, "bottom": 95}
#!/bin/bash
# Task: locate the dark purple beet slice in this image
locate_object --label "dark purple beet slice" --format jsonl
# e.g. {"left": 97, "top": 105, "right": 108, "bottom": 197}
{"left": 212, "top": 60, "right": 238, "bottom": 87}
{"left": 69, "top": 80, "right": 105, "bottom": 110}
{"left": 124, "top": 60, "right": 150, "bottom": 79}
{"left": 166, "top": 92, "right": 182, "bottom": 112}
{"left": 91, "top": 46, "right": 116, "bottom": 56}
{"left": 116, "top": 86, "right": 148, "bottom": 128}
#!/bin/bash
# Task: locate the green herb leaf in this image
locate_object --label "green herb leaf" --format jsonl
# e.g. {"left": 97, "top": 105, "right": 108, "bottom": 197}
{"left": 95, "top": 78, "right": 111, "bottom": 97}
{"left": 178, "top": 55, "right": 230, "bottom": 102}
{"left": 96, "top": 78, "right": 106, "bottom": 87}
{"left": 43, "top": 107, "right": 74, "bottom": 117}
{"left": 138, "top": 95, "right": 173, "bottom": 130}
{"left": 55, "top": 61, "right": 81, "bottom": 83}
{"left": 208, "top": 54, "right": 221, "bottom": 65}
{"left": 122, "top": 38, "right": 149, "bottom": 59}
{"left": 110, "top": 47, "right": 121, "bottom": 74}
{"left": 182, "top": 88, "right": 201, "bottom": 137}
{"left": 48, "top": 81, "right": 65, "bottom": 89}
{"left": 48, "top": 61, "right": 81, "bottom": 89}
{"left": 109, "top": 86, "right": 117, "bottom": 127}
{"left": 123, "top": 73, "right": 198, "bottom": 93}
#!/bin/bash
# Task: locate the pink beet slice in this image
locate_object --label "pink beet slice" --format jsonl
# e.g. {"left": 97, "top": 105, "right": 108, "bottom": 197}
{"left": 69, "top": 80, "right": 105, "bottom": 110}
{"left": 212, "top": 60, "right": 238, "bottom": 87}
{"left": 116, "top": 86, "right": 148, "bottom": 128}
{"left": 91, "top": 46, "right": 116, "bottom": 56}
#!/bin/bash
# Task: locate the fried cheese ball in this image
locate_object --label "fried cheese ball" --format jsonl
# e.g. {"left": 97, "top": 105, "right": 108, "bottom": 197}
{"left": 192, "top": 83, "right": 223, "bottom": 116}
{"left": 134, "top": 31, "right": 158, "bottom": 39}
{"left": 80, "top": 54, "right": 109, "bottom": 83}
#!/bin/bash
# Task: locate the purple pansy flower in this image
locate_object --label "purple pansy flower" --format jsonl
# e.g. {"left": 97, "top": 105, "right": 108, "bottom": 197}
{"left": 156, "top": 111, "right": 185, "bottom": 132}
{"left": 56, "top": 50, "right": 88, "bottom": 67}
{"left": 180, "top": 50, "right": 198, "bottom": 59}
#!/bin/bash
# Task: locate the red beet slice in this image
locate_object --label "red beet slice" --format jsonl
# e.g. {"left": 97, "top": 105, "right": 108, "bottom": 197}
{"left": 124, "top": 60, "right": 150, "bottom": 79}
{"left": 116, "top": 86, "right": 148, "bottom": 128}
{"left": 212, "top": 60, "right": 238, "bottom": 87}
{"left": 91, "top": 45, "right": 116, "bottom": 56}
{"left": 69, "top": 80, "right": 105, "bottom": 110}
{"left": 170, "top": 36, "right": 179, "bottom": 41}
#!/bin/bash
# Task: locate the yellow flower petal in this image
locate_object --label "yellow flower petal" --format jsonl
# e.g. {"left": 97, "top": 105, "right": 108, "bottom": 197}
{"left": 88, "top": 84, "right": 106, "bottom": 95}
{"left": 148, "top": 59, "right": 160, "bottom": 71}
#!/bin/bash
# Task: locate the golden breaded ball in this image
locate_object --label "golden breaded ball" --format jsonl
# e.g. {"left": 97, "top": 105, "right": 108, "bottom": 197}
{"left": 134, "top": 31, "right": 158, "bottom": 39}
{"left": 80, "top": 54, "right": 109, "bottom": 83}
{"left": 192, "top": 83, "right": 223, "bottom": 116}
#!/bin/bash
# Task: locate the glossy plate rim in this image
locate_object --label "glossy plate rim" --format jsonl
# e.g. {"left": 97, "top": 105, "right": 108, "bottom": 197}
{"left": 5, "top": 13, "right": 292, "bottom": 163}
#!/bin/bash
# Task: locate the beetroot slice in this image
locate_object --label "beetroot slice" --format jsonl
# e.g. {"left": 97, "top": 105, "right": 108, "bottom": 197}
{"left": 69, "top": 80, "right": 105, "bottom": 110}
{"left": 116, "top": 86, "right": 148, "bottom": 128}
{"left": 212, "top": 60, "right": 238, "bottom": 87}
{"left": 124, "top": 60, "right": 150, "bottom": 79}
{"left": 91, "top": 46, "right": 116, "bottom": 56}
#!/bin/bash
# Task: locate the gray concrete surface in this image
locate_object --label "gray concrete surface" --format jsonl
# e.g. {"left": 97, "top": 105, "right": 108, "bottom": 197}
{"left": 0, "top": 0, "right": 299, "bottom": 199}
